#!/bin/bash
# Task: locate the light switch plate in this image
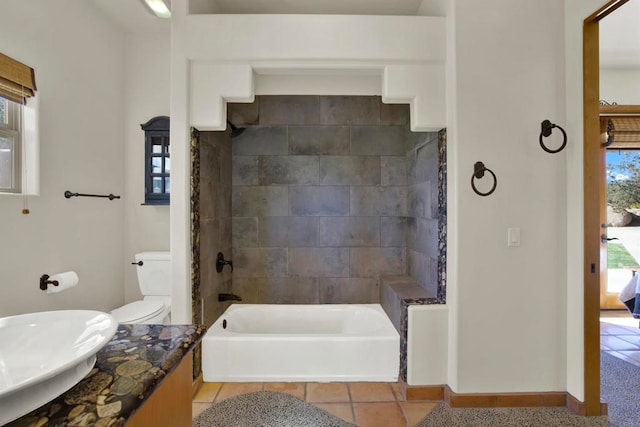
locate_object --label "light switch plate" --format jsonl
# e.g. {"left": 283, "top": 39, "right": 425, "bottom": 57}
{"left": 508, "top": 227, "right": 521, "bottom": 247}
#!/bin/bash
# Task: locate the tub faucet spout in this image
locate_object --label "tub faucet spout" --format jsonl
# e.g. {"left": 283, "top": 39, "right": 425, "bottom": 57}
{"left": 218, "top": 293, "right": 242, "bottom": 302}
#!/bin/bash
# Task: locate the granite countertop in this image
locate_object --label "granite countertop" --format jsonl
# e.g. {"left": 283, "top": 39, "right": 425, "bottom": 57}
{"left": 8, "top": 324, "right": 205, "bottom": 427}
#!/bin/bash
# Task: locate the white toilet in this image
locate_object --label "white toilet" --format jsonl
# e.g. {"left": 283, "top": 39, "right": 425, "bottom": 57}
{"left": 110, "top": 251, "right": 172, "bottom": 324}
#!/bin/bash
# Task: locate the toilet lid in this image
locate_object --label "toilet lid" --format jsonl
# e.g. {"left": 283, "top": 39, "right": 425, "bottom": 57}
{"left": 110, "top": 300, "right": 165, "bottom": 323}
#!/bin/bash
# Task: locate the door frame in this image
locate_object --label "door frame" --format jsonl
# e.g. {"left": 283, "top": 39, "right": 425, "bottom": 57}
{"left": 583, "top": 0, "right": 630, "bottom": 416}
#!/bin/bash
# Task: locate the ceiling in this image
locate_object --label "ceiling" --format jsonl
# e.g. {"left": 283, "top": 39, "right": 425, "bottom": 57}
{"left": 188, "top": 0, "right": 425, "bottom": 15}
{"left": 91, "top": 0, "right": 426, "bottom": 32}
{"left": 91, "top": 0, "right": 170, "bottom": 34}
{"left": 90, "top": 0, "right": 639, "bottom": 68}
{"left": 600, "top": 0, "right": 640, "bottom": 68}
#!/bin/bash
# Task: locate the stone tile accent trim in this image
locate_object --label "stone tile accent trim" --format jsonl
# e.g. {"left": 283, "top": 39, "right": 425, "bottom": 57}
{"left": 437, "top": 129, "right": 447, "bottom": 301}
{"left": 190, "top": 128, "right": 203, "bottom": 379}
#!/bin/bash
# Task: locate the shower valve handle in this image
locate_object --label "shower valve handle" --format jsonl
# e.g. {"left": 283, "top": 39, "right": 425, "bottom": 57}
{"left": 216, "top": 252, "right": 233, "bottom": 273}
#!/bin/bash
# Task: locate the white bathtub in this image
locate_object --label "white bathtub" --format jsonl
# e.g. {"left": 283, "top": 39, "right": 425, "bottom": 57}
{"left": 202, "top": 304, "right": 399, "bottom": 382}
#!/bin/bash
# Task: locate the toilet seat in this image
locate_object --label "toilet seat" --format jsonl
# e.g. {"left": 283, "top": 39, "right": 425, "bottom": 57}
{"left": 110, "top": 300, "right": 165, "bottom": 323}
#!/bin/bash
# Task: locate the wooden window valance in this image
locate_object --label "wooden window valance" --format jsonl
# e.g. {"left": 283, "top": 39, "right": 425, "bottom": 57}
{"left": 600, "top": 105, "right": 640, "bottom": 150}
{"left": 0, "top": 52, "right": 37, "bottom": 103}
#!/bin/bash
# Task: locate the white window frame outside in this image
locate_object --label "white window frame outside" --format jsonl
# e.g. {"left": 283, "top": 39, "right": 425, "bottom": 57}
{"left": 0, "top": 98, "right": 21, "bottom": 193}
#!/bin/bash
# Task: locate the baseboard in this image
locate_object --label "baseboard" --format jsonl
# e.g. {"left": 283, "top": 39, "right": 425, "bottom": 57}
{"left": 398, "top": 379, "right": 444, "bottom": 401}
{"left": 566, "top": 393, "right": 608, "bottom": 416}
{"left": 444, "top": 386, "right": 567, "bottom": 408}
{"left": 192, "top": 372, "right": 203, "bottom": 398}
{"left": 398, "top": 381, "right": 608, "bottom": 416}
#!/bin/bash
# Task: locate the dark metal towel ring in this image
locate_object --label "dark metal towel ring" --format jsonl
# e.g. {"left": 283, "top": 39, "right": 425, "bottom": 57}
{"left": 539, "top": 120, "right": 567, "bottom": 154}
{"left": 471, "top": 161, "right": 497, "bottom": 197}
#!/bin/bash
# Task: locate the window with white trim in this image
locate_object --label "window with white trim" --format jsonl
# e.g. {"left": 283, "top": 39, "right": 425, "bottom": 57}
{"left": 0, "top": 52, "right": 37, "bottom": 195}
{"left": 0, "top": 98, "right": 21, "bottom": 193}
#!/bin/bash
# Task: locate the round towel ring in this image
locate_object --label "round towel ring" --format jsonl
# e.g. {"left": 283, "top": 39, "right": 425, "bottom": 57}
{"left": 539, "top": 120, "right": 567, "bottom": 154}
{"left": 471, "top": 162, "right": 497, "bottom": 197}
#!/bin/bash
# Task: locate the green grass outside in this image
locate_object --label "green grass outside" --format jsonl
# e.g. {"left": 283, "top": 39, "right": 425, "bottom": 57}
{"left": 608, "top": 242, "right": 640, "bottom": 268}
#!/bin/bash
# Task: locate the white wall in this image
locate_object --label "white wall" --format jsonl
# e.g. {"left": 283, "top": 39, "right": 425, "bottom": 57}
{"left": 408, "top": 305, "right": 448, "bottom": 385}
{"left": 446, "top": 0, "right": 631, "bottom": 399}
{"left": 414, "top": 0, "right": 629, "bottom": 399}
{"left": 0, "top": 0, "right": 125, "bottom": 316}
{"left": 449, "top": 0, "right": 567, "bottom": 393}
{"left": 564, "top": 0, "right": 612, "bottom": 402}
{"left": 123, "top": 34, "right": 171, "bottom": 303}
{"left": 600, "top": 68, "right": 640, "bottom": 104}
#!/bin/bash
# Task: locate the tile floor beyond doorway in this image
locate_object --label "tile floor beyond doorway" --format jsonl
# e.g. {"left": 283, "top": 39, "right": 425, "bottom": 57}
{"left": 192, "top": 381, "right": 438, "bottom": 427}
{"left": 601, "top": 309, "right": 640, "bottom": 368}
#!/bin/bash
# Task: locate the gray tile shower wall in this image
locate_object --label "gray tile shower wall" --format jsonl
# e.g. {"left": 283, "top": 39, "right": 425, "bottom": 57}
{"left": 406, "top": 130, "right": 440, "bottom": 297}
{"left": 227, "top": 96, "right": 439, "bottom": 304}
{"left": 199, "top": 131, "right": 233, "bottom": 327}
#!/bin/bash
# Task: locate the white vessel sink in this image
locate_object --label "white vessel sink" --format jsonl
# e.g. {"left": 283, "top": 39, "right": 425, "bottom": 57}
{"left": 0, "top": 310, "right": 117, "bottom": 425}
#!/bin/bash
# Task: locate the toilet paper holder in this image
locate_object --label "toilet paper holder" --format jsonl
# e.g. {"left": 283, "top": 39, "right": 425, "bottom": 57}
{"left": 39, "top": 274, "right": 59, "bottom": 291}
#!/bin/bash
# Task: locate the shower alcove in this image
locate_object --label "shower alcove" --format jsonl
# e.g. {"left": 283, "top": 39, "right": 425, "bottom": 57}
{"left": 191, "top": 96, "right": 447, "bottom": 386}
{"left": 170, "top": 6, "right": 449, "bottom": 388}
{"left": 194, "top": 96, "right": 445, "bottom": 318}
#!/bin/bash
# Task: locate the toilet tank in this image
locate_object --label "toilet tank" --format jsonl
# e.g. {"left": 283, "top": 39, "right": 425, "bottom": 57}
{"left": 135, "top": 251, "right": 171, "bottom": 296}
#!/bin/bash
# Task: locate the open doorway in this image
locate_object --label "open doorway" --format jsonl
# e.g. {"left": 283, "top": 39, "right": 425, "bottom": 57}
{"left": 603, "top": 146, "right": 640, "bottom": 310}
{"left": 583, "top": 0, "right": 640, "bottom": 415}
{"left": 583, "top": 0, "right": 632, "bottom": 416}
{"left": 598, "top": 0, "right": 640, "bottom": 312}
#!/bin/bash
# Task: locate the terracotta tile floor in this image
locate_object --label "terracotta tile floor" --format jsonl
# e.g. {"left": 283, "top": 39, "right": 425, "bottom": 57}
{"left": 193, "top": 381, "right": 438, "bottom": 426}
{"left": 600, "top": 310, "right": 640, "bottom": 368}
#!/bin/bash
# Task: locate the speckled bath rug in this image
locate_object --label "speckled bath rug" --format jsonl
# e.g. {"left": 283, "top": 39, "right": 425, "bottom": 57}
{"left": 415, "top": 403, "right": 609, "bottom": 427}
{"left": 192, "top": 391, "right": 356, "bottom": 427}
{"left": 416, "top": 352, "right": 640, "bottom": 426}
{"left": 601, "top": 351, "right": 640, "bottom": 427}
